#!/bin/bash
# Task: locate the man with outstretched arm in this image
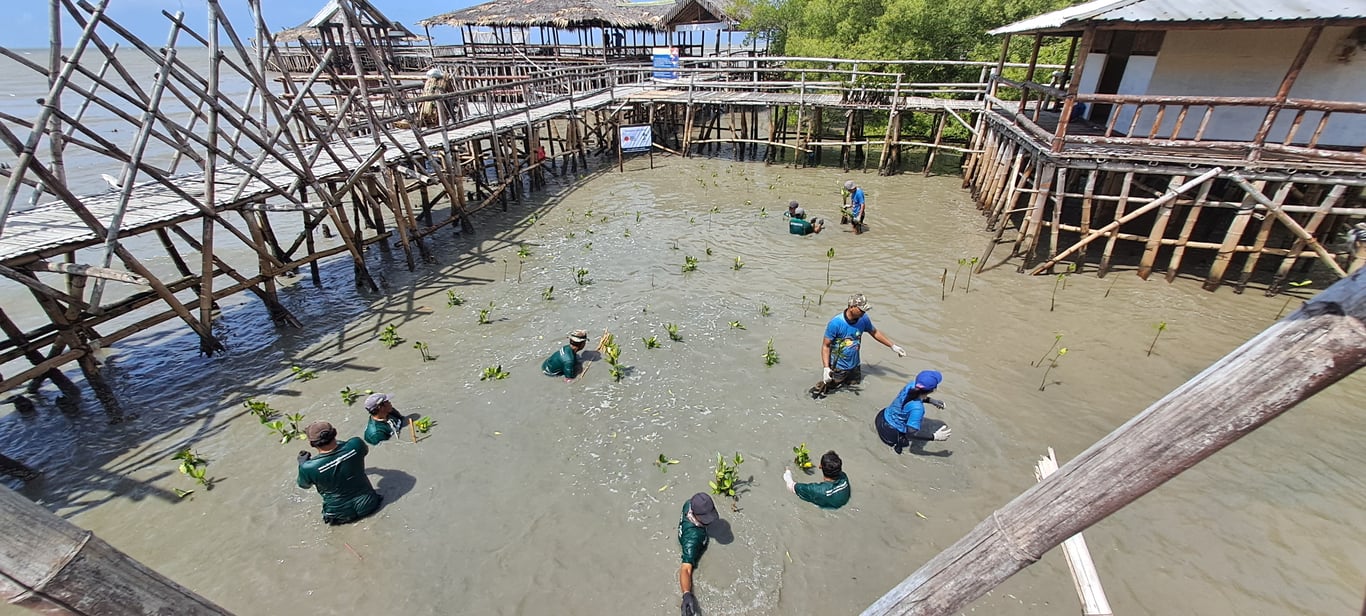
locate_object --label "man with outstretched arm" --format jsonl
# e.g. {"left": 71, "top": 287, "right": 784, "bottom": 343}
{"left": 875, "top": 370, "right": 952, "bottom": 454}
{"left": 783, "top": 450, "right": 851, "bottom": 509}
{"left": 296, "top": 421, "right": 382, "bottom": 525}
{"left": 677, "top": 492, "right": 719, "bottom": 616}
{"left": 810, "top": 293, "right": 905, "bottom": 399}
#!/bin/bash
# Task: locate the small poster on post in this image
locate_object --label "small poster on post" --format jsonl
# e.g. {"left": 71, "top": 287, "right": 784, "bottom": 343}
{"left": 620, "top": 125, "right": 653, "bottom": 153}
{"left": 652, "top": 47, "right": 680, "bottom": 79}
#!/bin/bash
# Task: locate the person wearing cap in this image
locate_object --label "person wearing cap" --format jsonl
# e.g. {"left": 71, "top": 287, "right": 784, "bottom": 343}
{"left": 876, "top": 370, "right": 951, "bottom": 454}
{"left": 841, "top": 180, "right": 866, "bottom": 234}
{"left": 811, "top": 293, "right": 906, "bottom": 398}
{"left": 362, "top": 393, "right": 405, "bottom": 446}
{"left": 677, "top": 492, "right": 719, "bottom": 616}
{"left": 1349, "top": 221, "right": 1366, "bottom": 273}
{"left": 785, "top": 200, "right": 824, "bottom": 236}
{"left": 296, "top": 421, "right": 382, "bottom": 525}
{"left": 542, "top": 330, "right": 590, "bottom": 381}
{"left": 783, "top": 450, "right": 850, "bottom": 509}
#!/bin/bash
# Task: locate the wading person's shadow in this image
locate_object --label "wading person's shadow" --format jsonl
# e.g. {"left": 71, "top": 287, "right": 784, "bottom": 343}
{"left": 370, "top": 468, "right": 416, "bottom": 507}
{"left": 905, "top": 419, "right": 953, "bottom": 458}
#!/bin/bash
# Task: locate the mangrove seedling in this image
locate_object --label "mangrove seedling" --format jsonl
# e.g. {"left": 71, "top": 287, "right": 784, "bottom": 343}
{"left": 655, "top": 454, "right": 680, "bottom": 473}
{"left": 480, "top": 365, "right": 510, "bottom": 381}
{"left": 340, "top": 387, "right": 363, "bottom": 406}
{"left": 446, "top": 290, "right": 465, "bottom": 307}
{"left": 601, "top": 334, "right": 626, "bottom": 381}
{"left": 940, "top": 268, "right": 948, "bottom": 301}
{"left": 1104, "top": 273, "right": 1120, "bottom": 298}
{"left": 635, "top": 211, "right": 642, "bottom": 223}
{"left": 964, "top": 257, "right": 980, "bottom": 292}
{"left": 792, "top": 443, "right": 813, "bottom": 471}
{"left": 502, "top": 258, "right": 508, "bottom": 281}
{"left": 709, "top": 452, "right": 745, "bottom": 501}
{"left": 172, "top": 448, "right": 214, "bottom": 490}
{"left": 1050, "top": 273, "right": 1065, "bottom": 312}
{"left": 1147, "top": 321, "right": 1168, "bottom": 357}
{"left": 413, "top": 416, "right": 435, "bottom": 433}
{"left": 825, "top": 247, "right": 836, "bottom": 286}
{"left": 763, "top": 339, "right": 779, "bottom": 367}
{"left": 729, "top": 321, "right": 746, "bottom": 330}
{"left": 1274, "top": 280, "right": 1314, "bottom": 319}
{"left": 414, "top": 341, "right": 434, "bottom": 362}
{"left": 732, "top": 257, "right": 744, "bottom": 271}
{"left": 379, "top": 324, "right": 403, "bottom": 349}
{"left": 1039, "top": 348, "right": 1068, "bottom": 391}
{"left": 759, "top": 303, "right": 771, "bottom": 317}
{"left": 758, "top": 207, "right": 768, "bottom": 218}
{"left": 689, "top": 217, "right": 696, "bottom": 225}
{"left": 623, "top": 229, "right": 631, "bottom": 238}
{"left": 290, "top": 365, "right": 317, "bottom": 381}
{"left": 583, "top": 241, "right": 593, "bottom": 252}
{"left": 705, "top": 247, "right": 713, "bottom": 257}
{"left": 682, "top": 256, "right": 698, "bottom": 273}
{"left": 477, "top": 302, "right": 494, "bottom": 325}
{"left": 173, "top": 488, "right": 194, "bottom": 499}
{"left": 671, "top": 239, "right": 679, "bottom": 250}
{"left": 575, "top": 268, "right": 591, "bottom": 286}
{"left": 543, "top": 285, "right": 555, "bottom": 301}
{"left": 1061, "top": 262, "right": 1078, "bottom": 290}
{"left": 1033, "top": 333, "right": 1064, "bottom": 368}
{"left": 801, "top": 295, "right": 811, "bottom": 318}
{"left": 665, "top": 323, "right": 683, "bottom": 342}
{"left": 643, "top": 335, "right": 661, "bottom": 349}
{"left": 244, "top": 398, "right": 277, "bottom": 423}
{"left": 567, "top": 231, "right": 576, "bottom": 239}
{"left": 952, "top": 258, "right": 967, "bottom": 292}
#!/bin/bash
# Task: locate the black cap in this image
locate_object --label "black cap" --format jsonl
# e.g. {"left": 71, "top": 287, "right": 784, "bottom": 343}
{"left": 689, "top": 493, "right": 718, "bottom": 525}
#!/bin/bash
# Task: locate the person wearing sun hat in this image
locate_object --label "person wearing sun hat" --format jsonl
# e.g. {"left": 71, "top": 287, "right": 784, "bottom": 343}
{"left": 786, "top": 200, "right": 824, "bottom": 236}
{"left": 810, "top": 293, "right": 906, "bottom": 399}
{"left": 840, "top": 179, "right": 866, "bottom": 234}
{"left": 677, "top": 492, "right": 719, "bottom": 616}
{"left": 876, "top": 370, "right": 952, "bottom": 454}
{"left": 362, "top": 393, "right": 406, "bottom": 445}
{"left": 296, "top": 421, "right": 382, "bottom": 525}
{"left": 541, "top": 329, "right": 590, "bottom": 380}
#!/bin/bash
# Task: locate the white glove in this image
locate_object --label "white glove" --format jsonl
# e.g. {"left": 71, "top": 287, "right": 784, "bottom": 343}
{"left": 822, "top": 367, "right": 832, "bottom": 382}
{"left": 783, "top": 468, "right": 796, "bottom": 492}
{"left": 933, "top": 425, "right": 952, "bottom": 441}
{"left": 891, "top": 344, "right": 906, "bottom": 357}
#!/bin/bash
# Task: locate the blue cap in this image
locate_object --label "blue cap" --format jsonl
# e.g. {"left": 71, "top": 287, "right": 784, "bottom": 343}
{"left": 914, "top": 370, "right": 942, "bottom": 391}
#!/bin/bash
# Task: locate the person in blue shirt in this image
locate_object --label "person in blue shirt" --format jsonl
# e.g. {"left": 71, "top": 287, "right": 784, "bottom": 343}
{"left": 876, "top": 370, "right": 952, "bottom": 454}
{"left": 810, "top": 293, "right": 905, "bottom": 399}
{"left": 841, "top": 180, "right": 866, "bottom": 234}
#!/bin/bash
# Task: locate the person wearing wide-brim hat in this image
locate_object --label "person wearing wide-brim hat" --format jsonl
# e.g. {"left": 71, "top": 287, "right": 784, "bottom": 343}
{"left": 677, "top": 492, "right": 720, "bottom": 616}
{"left": 810, "top": 293, "right": 906, "bottom": 399}
{"left": 296, "top": 421, "right": 382, "bottom": 525}
{"left": 541, "top": 329, "right": 590, "bottom": 381}
{"left": 362, "top": 393, "right": 406, "bottom": 445}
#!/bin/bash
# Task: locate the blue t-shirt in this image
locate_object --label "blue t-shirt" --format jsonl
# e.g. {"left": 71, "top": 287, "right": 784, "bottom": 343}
{"left": 882, "top": 382, "right": 927, "bottom": 433}
{"left": 850, "top": 188, "right": 865, "bottom": 218}
{"left": 824, "top": 312, "right": 875, "bottom": 371}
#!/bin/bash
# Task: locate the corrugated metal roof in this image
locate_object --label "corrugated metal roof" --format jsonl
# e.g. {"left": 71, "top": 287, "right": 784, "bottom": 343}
{"left": 990, "top": 0, "right": 1366, "bottom": 35}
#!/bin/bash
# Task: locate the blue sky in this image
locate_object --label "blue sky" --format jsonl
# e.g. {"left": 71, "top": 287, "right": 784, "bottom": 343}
{"left": 2, "top": 0, "right": 479, "bottom": 49}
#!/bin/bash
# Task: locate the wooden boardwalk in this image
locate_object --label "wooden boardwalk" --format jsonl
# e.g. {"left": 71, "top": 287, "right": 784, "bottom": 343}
{"left": 623, "top": 88, "right": 980, "bottom": 112}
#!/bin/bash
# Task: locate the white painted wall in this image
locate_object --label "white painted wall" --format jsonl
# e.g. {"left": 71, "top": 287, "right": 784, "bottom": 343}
{"left": 1124, "top": 27, "right": 1366, "bottom": 146}
{"left": 1109, "top": 55, "right": 1157, "bottom": 131}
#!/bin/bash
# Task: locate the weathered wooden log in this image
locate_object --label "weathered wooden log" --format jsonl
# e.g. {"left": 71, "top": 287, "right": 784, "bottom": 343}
{"left": 0, "top": 484, "right": 232, "bottom": 614}
{"left": 862, "top": 268, "right": 1366, "bottom": 616}
{"left": 25, "top": 262, "right": 147, "bottom": 286}
{"left": 1034, "top": 449, "right": 1112, "bottom": 616}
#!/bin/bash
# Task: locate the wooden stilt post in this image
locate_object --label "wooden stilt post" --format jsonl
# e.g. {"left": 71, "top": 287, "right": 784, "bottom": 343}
{"left": 1098, "top": 172, "right": 1137, "bottom": 276}
{"left": 1269, "top": 185, "right": 1348, "bottom": 293}
{"left": 1164, "top": 178, "right": 1215, "bottom": 283}
{"left": 1136, "top": 175, "right": 1185, "bottom": 280}
{"left": 1204, "top": 181, "right": 1264, "bottom": 291}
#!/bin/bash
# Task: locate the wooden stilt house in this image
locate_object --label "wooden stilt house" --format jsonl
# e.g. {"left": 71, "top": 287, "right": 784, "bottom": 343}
{"left": 964, "top": 0, "right": 1366, "bottom": 292}
{"left": 268, "top": 0, "right": 428, "bottom": 73}
{"left": 418, "top": 0, "right": 678, "bottom": 65}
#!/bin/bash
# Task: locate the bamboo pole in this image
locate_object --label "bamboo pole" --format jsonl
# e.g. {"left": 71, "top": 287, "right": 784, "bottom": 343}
{"left": 1203, "top": 182, "right": 1264, "bottom": 291}
{"left": 1164, "top": 178, "right": 1214, "bottom": 283}
{"left": 1269, "top": 185, "right": 1348, "bottom": 293}
{"left": 1136, "top": 175, "right": 1184, "bottom": 280}
{"left": 1034, "top": 448, "right": 1112, "bottom": 616}
{"left": 1233, "top": 182, "right": 1292, "bottom": 291}
{"left": 1098, "top": 172, "right": 1136, "bottom": 276}
{"left": 863, "top": 268, "right": 1366, "bottom": 616}
{"left": 1231, "top": 176, "right": 1347, "bottom": 280}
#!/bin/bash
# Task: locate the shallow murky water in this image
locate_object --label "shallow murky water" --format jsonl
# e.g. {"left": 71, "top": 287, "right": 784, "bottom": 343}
{"left": 1, "top": 154, "right": 1363, "bottom": 616}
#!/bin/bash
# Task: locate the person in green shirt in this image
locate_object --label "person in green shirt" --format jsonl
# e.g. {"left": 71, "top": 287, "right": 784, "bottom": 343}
{"left": 785, "top": 200, "right": 824, "bottom": 236}
{"left": 541, "top": 329, "right": 589, "bottom": 381}
{"left": 296, "top": 421, "right": 382, "bottom": 525}
{"left": 677, "top": 492, "right": 718, "bottom": 616}
{"left": 362, "top": 392, "right": 405, "bottom": 445}
{"left": 783, "top": 450, "right": 850, "bottom": 509}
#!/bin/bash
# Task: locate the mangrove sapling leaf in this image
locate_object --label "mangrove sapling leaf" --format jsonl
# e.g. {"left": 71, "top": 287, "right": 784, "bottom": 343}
{"left": 583, "top": 241, "right": 593, "bottom": 252}
{"left": 759, "top": 207, "right": 768, "bottom": 218}
{"left": 623, "top": 229, "right": 631, "bottom": 238}
{"left": 792, "top": 443, "right": 814, "bottom": 471}
{"left": 682, "top": 256, "right": 698, "bottom": 273}
{"left": 413, "top": 416, "right": 435, "bottom": 433}
{"left": 517, "top": 245, "right": 532, "bottom": 260}
{"left": 414, "top": 341, "right": 434, "bottom": 362}
{"left": 543, "top": 286, "right": 555, "bottom": 301}
{"left": 480, "top": 365, "right": 510, "bottom": 381}
{"left": 636, "top": 211, "right": 641, "bottom": 223}
{"left": 759, "top": 304, "right": 771, "bottom": 317}
{"left": 1038, "top": 348, "right": 1068, "bottom": 391}
{"left": 1050, "top": 273, "right": 1065, "bottom": 312}
{"left": 173, "top": 488, "right": 195, "bottom": 499}
{"left": 1033, "top": 333, "right": 1064, "bottom": 368}
{"left": 290, "top": 365, "right": 317, "bottom": 381}
{"left": 575, "top": 268, "right": 592, "bottom": 285}
{"left": 446, "top": 290, "right": 465, "bottom": 307}
{"left": 379, "top": 324, "right": 404, "bottom": 348}
{"left": 965, "top": 257, "right": 980, "bottom": 291}
{"left": 826, "top": 248, "right": 836, "bottom": 286}
{"left": 567, "top": 231, "right": 576, "bottom": 239}
{"left": 665, "top": 323, "right": 683, "bottom": 342}
{"left": 643, "top": 336, "right": 660, "bottom": 349}
{"left": 729, "top": 321, "right": 746, "bottom": 330}
{"left": 478, "top": 302, "right": 494, "bottom": 325}
{"left": 952, "top": 258, "right": 966, "bottom": 292}
{"left": 1274, "top": 280, "right": 1313, "bottom": 319}
{"left": 1146, "top": 321, "right": 1167, "bottom": 357}
{"left": 709, "top": 452, "right": 745, "bottom": 501}
{"left": 655, "top": 454, "right": 680, "bottom": 473}
{"left": 340, "top": 387, "right": 363, "bottom": 406}
{"left": 705, "top": 245, "right": 713, "bottom": 257}
{"left": 763, "top": 339, "right": 779, "bottom": 366}
{"left": 733, "top": 257, "right": 744, "bottom": 270}
{"left": 244, "top": 398, "right": 277, "bottom": 423}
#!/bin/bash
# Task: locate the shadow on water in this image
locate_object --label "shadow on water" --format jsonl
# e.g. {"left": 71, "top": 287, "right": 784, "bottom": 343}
{"left": 371, "top": 468, "right": 416, "bottom": 505}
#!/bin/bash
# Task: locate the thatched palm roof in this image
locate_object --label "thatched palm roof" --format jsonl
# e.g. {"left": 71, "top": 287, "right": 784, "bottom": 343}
{"left": 275, "top": 0, "right": 419, "bottom": 42}
{"left": 661, "top": 0, "right": 739, "bottom": 28}
{"left": 419, "top": 0, "right": 677, "bottom": 30}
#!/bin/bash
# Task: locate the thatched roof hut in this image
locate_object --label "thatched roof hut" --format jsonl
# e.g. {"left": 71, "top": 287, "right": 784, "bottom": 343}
{"left": 274, "top": 0, "right": 420, "bottom": 44}
{"left": 419, "top": 0, "right": 673, "bottom": 30}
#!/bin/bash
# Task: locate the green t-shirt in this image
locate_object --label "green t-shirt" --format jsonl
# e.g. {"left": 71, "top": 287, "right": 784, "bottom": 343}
{"left": 794, "top": 473, "right": 850, "bottom": 509}
{"left": 363, "top": 411, "right": 403, "bottom": 445}
{"left": 541, "top": 344, "right": 579, "bottom": 377}
{"left": 789, "top": 217, "right": 814, "bottom": 236}
{"left": 297, "top": 437, "right": 381, "bottom": 524}
{"left": 677, "top": 502, "right": 709, "bottom": 566}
